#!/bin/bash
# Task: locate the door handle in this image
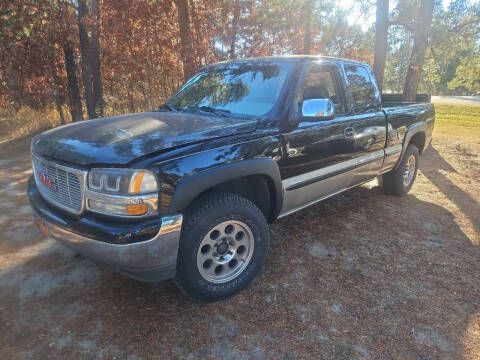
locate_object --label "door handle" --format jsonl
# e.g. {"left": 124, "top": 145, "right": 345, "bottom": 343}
{"left": 344, "top": 127, "right": 356, "bottom": 138}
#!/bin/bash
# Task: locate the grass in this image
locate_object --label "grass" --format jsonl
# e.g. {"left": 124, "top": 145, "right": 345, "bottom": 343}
{"left": 0, "top": 105, "right": 69, "bottom": 145}
{"left": 433, "top": 103, "right": 480, "bottom": 142}
{"left": 0, "top": 102, "right": 138, "bottom": 147}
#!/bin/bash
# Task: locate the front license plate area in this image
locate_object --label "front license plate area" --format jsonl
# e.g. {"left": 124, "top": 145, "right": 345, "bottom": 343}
{"left": 34, "top": 215, "right": 50, "bottom": 237}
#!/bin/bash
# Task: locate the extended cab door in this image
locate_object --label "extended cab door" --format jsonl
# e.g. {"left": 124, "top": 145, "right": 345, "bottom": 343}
{"left": 342, "top": 63, "right": 387, "bottom": 184}
{"left": 279, "top": 62, "right": 358, "bottom": 216}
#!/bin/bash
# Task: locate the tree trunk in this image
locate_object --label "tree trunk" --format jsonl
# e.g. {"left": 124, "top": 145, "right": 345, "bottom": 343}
{"left": 221, "top": 1, "right": 229, "bottom": 57}
{"left": 189, "top": 0, "right": 205, "bottom": 63}
{"left": 402, "top": 0, "right": 435, "bottom": 102}
{"left": 303, "top": 0, "right": 313, "bottom": 55}
{"left": 127, "top": 84, "right": 136, "bottom": 113}
{"left": 63, "top": 44, "right": 84, "bottom": 122}
{"left": 373, "top": 0, "right": 389, "bottom": 93}
{"left": 48, "top": 46, "right": 66, "bottom": 125}
{"left": 6, "top": 63, "right": 21, "bottom": 108}
{"left": 78, "top": 0, "right": 95, "bottom": 119}
{"left": 49, "top": 73, "right": 66, "bottom": 125}
{"left": 229, "top": 0, "right": 241, "bottom": 59}
{"left": 91, "top": 0, "right": 104, "bottom": 117}
{"left": 174, "top": 0, "right": 197, "bottom": 81}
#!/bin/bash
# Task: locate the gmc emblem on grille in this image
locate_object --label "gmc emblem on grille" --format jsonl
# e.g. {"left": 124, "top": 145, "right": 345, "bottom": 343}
{"left": 39, "top": 172, "right": 57, "bottom": 191}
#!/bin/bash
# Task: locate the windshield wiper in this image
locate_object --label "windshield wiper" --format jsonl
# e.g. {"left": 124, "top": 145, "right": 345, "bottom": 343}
{"left": 157, "top": 104, "right": 178, "bottom": 112}
{"left": 185, "top": 106, "right": 231, "bottom": 117}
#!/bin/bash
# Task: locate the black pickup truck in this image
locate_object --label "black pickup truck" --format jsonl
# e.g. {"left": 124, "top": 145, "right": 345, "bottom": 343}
{"left": 29, "top": 56, "right": 435, "bottom": 302}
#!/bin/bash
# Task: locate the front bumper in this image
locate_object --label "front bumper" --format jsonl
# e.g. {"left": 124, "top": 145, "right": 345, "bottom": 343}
{"left": 28, "top": 176, "right": 183, "bottom": 282}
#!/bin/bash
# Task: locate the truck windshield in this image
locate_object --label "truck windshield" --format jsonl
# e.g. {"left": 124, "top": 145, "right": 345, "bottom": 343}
{"left": 166, "top": 62, "right": 294, "bottom": 116}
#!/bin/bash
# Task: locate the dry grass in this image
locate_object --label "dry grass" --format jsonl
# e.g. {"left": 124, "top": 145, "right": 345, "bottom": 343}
{"left": 0, "top": 103, "right": 140, "bottom": 147}
{"left": 0, "top": 105, "right": 69, "bottom": 145}
{"left": 434, "top": 104, "right": 480, "bottom": 142}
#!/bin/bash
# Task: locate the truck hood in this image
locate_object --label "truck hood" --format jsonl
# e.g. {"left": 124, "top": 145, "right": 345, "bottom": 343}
{"left": 32, "top": 111, "right": 257, "bottom": 166}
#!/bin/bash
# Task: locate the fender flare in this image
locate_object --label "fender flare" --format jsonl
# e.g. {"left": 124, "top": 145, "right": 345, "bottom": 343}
{"left": 394, "top": 122, "right": 427, "bottom": 170}
{"left": 168, "top": 158, "right": 283, "bottom": 219}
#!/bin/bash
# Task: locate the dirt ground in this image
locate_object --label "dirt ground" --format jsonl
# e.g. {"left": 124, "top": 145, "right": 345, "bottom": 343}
{"left": 0, "top": 136, "right": 479, "bottom": 360}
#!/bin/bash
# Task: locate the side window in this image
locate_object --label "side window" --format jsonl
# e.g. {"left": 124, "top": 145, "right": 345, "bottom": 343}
{"left": 297, "top": 65, "right": 346, "bottom": 114}
{"left": 344, "top": 65, "right": 376, "bottom": 113}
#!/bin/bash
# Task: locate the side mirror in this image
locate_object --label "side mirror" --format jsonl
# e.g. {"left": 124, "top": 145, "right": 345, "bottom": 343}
{"left": 302, "top": 98, "right": 335, "bottom": 118}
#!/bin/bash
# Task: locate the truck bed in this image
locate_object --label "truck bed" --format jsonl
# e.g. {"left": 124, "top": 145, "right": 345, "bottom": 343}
{"left": 381, "top": 93, "right": 431, "bottom": 103}
{"left": 382, "top": 101, "right": 435, "bottom": 151}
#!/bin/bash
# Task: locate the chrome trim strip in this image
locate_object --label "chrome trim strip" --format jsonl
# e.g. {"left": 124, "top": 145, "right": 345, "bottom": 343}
{"left": 385, "top": 144, "right": 402, "bottom": 156}
{"left": 284, "top": 150, "right": 384, "bottom": 191}
{"left": 286, "top": 161, "right": 356, "bottom": 191}
{"left": 283, "top": 157, "right": 357, "bottom": 191}
{"left": 31, "top": 153, "right": 88, "bottom": 215}
{"left": 47, "top": 214, "right": 183, "bottom": 275}
{"left": 356, "top": 149, "right": 385, "bottom": 167}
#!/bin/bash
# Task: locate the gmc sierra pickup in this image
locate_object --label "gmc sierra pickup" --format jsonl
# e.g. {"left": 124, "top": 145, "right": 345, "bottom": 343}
{"left": 29, "top": 56, "right": 435, "bottom": 302}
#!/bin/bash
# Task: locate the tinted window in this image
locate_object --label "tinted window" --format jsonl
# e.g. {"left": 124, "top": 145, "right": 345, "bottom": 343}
{"left": 168, "top": 62, "right": 293, "bottom": 116}
{"left": 298, "top": 65, "right": 345, "bottom": 114}
{"left": 344, "top": 65, "right": 376, "bottom": 113}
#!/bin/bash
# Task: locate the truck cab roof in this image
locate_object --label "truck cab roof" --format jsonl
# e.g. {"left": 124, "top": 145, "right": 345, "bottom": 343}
{"left": 204, "top": 55, "right": 367, "bottom": 67}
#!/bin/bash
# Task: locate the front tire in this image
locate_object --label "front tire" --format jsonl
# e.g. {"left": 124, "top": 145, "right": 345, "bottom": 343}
{"left": 381, "top": 143, "right": 419, "bottom": 196}
{"left": 175, "top": 192, "right": 269, "bottom": 302}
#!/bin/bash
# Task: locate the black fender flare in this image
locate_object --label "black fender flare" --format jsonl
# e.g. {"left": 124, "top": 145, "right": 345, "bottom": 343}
{"left": 168, "top": 158, "right": 283, "bottom": 219}
{"left": 394, "top": 122, "right": 427, "bottom": 170}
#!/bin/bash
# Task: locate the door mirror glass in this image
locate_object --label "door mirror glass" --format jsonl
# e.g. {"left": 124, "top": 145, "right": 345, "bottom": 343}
{"left": 302, "top": 98, "right": 335, "bottom": 118}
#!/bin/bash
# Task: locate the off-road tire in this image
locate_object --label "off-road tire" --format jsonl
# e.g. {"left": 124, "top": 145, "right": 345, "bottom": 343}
{"left": 382, "top": 144, "right": 419, "bottom": 196}
{"left": 175, "top": 192, "right": 269, "bottom": 302}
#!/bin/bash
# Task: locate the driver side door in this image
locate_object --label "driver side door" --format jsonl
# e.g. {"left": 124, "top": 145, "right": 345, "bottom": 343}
{"left": 279, "top": 62, "right": 358, "bottom": 217}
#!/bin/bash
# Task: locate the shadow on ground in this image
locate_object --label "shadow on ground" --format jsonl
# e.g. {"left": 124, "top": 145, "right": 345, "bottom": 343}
{"left": 420, "top": 145, "right": 480, "bottom": 235}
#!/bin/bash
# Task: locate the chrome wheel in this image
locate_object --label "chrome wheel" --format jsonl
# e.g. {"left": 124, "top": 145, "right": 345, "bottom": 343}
{"left": 196, "top": 220, "right": 254, "bottom": 284}
{"left": 403, "top": 154, "right": 416, "bottom": 186}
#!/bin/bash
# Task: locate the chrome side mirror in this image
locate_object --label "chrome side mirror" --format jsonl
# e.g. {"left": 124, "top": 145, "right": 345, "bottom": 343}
{"left": 302, "top": 98, "right": 335, "bottom": 118}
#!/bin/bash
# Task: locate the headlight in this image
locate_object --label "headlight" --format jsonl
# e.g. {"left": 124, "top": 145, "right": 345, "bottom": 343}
{"left": 86, "top": 168, "right": 159, "bottom": 217}
{"left": 88, "top": 168, "right": 158, "bottom": 194}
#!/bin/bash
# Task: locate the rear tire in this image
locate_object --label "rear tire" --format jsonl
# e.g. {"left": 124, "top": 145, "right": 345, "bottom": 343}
{"left": 175, "top": 192, "right": 269, "bottom": 302}
{"left": 382, "top": 144, "right": 419, "bottom": 196}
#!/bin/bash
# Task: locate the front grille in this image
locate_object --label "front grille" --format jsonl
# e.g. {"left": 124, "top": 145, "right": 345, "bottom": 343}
{"left": 32, "top": 155, "right": 87, "bottom": 214}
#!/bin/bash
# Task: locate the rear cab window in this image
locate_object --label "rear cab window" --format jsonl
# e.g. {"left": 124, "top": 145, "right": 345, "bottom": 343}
{"left": 343, "top": 64, "right": 378, "bottom": 113}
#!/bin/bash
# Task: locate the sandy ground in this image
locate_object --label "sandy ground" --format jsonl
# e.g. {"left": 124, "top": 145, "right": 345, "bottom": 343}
{"left": 432, "top": 96, "right": 480, "bottom": 105}
{"left": 0, "top": 137, "right": 479, "bottom": 360}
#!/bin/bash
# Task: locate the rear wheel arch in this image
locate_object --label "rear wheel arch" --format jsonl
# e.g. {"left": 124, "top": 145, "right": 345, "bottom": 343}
{"left": 394, "top": 123, "right": 427, "bottom": 170}
{"left": 403, "top": 122, "right": 427, "bottom": 152}
{"left": 409, "top": 131, "right": 426, "bottom": 154}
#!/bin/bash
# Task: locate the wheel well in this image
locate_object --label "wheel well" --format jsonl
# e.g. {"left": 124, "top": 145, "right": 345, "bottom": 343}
{"left": 188, "top": 175, "right": 277, "bottom": 223}
{"left": 409, "top": 132, "right": 426, "bottom": 154}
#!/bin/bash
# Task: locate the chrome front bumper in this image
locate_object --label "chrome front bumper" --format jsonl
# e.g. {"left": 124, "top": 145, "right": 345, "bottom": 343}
{"left": 28, "top": 174, "right": 183, "bottom": 282}
{"left": 38, "top": 213, "right": 183, "bottom": 282}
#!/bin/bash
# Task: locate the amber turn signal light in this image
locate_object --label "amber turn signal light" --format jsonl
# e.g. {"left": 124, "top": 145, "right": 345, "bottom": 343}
{"left": 126, "top": 203, "right": 148, "bottom": 215}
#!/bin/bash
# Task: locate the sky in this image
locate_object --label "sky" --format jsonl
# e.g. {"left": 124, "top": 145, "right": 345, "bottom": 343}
{"left": 336, "top": 0, "right": 466, "bottom": 31}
